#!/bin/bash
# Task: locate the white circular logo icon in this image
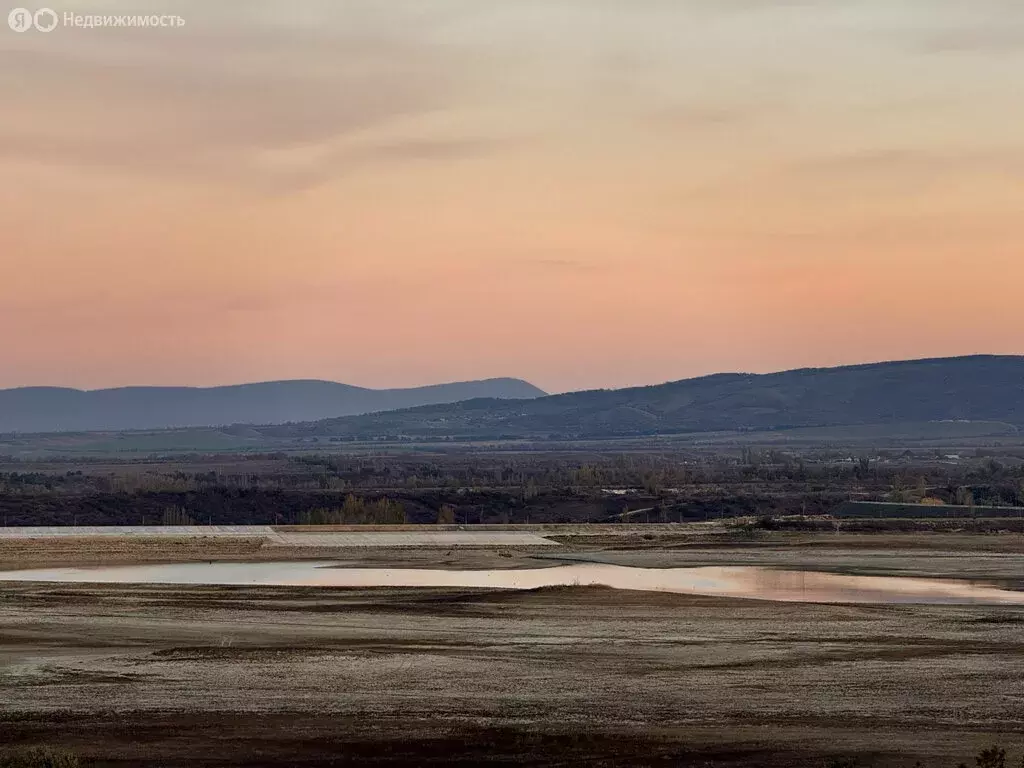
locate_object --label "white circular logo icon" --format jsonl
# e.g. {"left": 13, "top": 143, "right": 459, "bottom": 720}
{"left": 8, "top": 7, "right": 33, "bottom": 31}
{"left": 7, "top": 7, "right": 57, "bottom": 31}
{"left": 33, "top": 7, "right": 57, "bottom": 31}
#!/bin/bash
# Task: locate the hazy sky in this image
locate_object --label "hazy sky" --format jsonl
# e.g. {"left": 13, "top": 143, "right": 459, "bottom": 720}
{"left": 2, "top": 0, "right": 1022, "bottom": 393}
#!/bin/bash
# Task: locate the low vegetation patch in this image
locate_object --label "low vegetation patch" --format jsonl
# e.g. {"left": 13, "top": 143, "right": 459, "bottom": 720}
{"left": 0, "top": 746, "right": 82, "bottom": 768}
{"left": 825, "top": 745, "right": 1024, "bottom": 768}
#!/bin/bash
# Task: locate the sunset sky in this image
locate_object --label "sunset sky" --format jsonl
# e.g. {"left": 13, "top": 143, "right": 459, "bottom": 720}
{"left": 2, "top": 0, "right": 1022, "bottom": 393}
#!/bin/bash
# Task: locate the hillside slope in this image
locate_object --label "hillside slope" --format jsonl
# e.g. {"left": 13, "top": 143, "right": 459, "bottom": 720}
{"left": 278, "top": 356, "right": 1024, "bottom": 440}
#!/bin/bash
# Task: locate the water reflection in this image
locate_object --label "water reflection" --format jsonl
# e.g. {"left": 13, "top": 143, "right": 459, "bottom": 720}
{"left": 1, "top": 562, "right": 1022, "bottom": 605}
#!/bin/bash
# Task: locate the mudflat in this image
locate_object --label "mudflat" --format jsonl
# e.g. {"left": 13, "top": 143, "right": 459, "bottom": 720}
{"left": 1, "top": 533, "right": 1023, "bottom": 766}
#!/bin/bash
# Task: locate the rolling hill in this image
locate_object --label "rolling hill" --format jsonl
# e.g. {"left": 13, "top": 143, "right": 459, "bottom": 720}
{"left": 271, "top": 356, "right": 1024, "bottom": 440}
{"left": 0, "top": 378, "right": 546, "bottom": 433}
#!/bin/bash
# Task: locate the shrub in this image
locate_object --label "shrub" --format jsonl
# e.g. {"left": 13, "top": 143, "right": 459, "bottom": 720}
{"left": 436, "top": 504, "right": 456, "bottom": 525}
{"left": 958, "top": 745, "right": 1014, "bottom": 768}
{"left": 975, "top": 746, "right": 1006, "bottom": 768}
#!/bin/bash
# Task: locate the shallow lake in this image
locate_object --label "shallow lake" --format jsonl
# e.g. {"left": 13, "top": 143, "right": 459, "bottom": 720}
{"left": 1, "top": 561, "right": 1023, "bottom": 605}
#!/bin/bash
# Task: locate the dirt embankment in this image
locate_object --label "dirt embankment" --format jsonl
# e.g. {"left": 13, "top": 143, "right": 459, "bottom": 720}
{"left": 2, "top": 527, "right": 1024, "bottom": 572}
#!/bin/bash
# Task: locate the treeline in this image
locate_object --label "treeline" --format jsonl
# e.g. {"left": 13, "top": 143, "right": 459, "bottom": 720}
{"left": 0, "top": 488, "right": 423, "bottom": 527}
{"left": 298, "top": 495, "right": 406, "bottom": 525}
{"left": 0, "top": 483, "right": 843, "bottom": 527}
{"left": 3, "top": 451, "right": 1023, "bottom": 499}
{"left": 1, "top": 450, "right": 1022, "bottom": 527}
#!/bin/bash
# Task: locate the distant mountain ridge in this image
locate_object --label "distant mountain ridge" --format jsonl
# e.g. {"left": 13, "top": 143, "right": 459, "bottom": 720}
{"left": 272, "top": 355, "right": 1024, "bottom": 440}
{"left": 0, "top": 378, "right": 546, "bottom": 433}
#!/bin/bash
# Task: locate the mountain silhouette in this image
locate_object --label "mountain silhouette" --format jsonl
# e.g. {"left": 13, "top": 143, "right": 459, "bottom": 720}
{"left": 276, "top": 356, "right": 1024, "bottom": 440}
{"left": 0, "top": 378, "right": 546, "bottom": 433}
